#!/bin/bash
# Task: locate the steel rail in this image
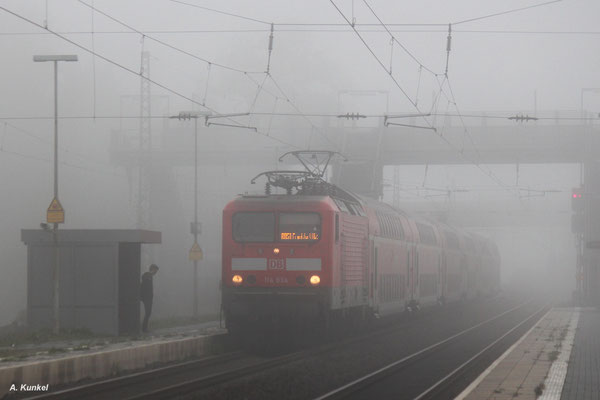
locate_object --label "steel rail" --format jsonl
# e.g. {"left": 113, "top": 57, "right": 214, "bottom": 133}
{"left": 412, "top": 305, "right": 550, "bottom": 400}
{"left": 120, "top": 349, "right": 313, "bottom": 400}
{"left": 90, "top": 300, "right": 514, "bottom": 399}
{"left": 25, "top": 297, "right": 519, "bottom": 400}
{"left": 25, "top": 351, "right": 245, "bottom": 400}
{"left": 313, "top": 300, "right": 537, "bottom": 400}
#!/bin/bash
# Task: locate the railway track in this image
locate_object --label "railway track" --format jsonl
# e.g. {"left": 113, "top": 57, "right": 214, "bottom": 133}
{"left": 23, "top": 351, "right": 248, "bottom": 400}
{"left": 22, "top": 297, "right": 533, "bottom": 400}
{"left": 313, "top": 302, "right": 548, "bottom": 400}
{"left": 412, "top": 305, "right": 548, "bottom": 400}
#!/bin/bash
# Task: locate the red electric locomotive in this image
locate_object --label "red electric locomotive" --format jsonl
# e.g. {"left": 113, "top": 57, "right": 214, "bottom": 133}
{"left": 221, "top": 151, "right": 500, "bottom": 333}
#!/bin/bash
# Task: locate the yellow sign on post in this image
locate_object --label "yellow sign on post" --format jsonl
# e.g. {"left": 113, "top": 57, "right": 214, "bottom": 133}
{"left": 189, "top": 242, "right": 203, "bottom": 261}
{"left": 47, "top": 197, "right": 65, "bottom": 224}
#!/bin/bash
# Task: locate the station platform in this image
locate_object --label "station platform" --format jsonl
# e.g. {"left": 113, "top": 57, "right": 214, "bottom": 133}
{"left": 0, "top": 320, "right": 227, "bottom": 398}
{"left": 457, "top": 307, "right": 598, "bottom": 400}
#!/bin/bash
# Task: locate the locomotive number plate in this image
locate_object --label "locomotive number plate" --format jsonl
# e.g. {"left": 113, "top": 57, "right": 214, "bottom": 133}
{"left": 267, "top": 258, "right": 286, "bottom": 270}
{"left": 264, "top": 276, "right": 289, "bottom": 284}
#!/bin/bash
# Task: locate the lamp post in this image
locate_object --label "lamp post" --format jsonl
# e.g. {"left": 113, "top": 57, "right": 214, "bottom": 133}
{"left": 170, "top": 111, "right": 212, "bottom": 318}
{"left": 33, "top": 54, "right": 78, "bottom": 334}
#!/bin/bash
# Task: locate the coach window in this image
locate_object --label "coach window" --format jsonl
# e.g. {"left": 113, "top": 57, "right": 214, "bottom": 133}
{"left": 384, "top": 214, "right": 391, "bottom": 237}
{"left": 381, "top": 214, "right": 389, "bottom": 237}
{"left": 232, "top": 212, "right": 275, "bottom": 242}
{"left": 389, "top": 216, "right": 396, "bottom": 238}
{"left": 386, "top": 215, "right": 394, "bottom": 237}
{"left": 278, "top": 212, "right": 321, "bottom": 242}
{"left": 391, "top": 216, "right": 399, "bottom": 238}
{"left": 395, "top": 217, "right": 405, "bottom": 239}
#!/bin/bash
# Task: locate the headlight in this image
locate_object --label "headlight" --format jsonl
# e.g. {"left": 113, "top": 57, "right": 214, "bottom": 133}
{"left": 232, "top": 275, "right": 243, "bottom": 285}
{"left": 310, "top": 275, "right": 320, "bottom": 285}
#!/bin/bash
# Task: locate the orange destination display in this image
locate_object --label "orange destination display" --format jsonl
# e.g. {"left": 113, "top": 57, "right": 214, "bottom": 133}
{"left": 280, "top": 232, "right": 319, "bottom": 241}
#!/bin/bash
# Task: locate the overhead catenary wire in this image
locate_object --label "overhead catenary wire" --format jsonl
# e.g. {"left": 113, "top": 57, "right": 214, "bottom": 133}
{"left": 0, "top": 1, "right": 584, "bottom": 150}
{"left": 247, "top": 73, "right": 269, "bottom": 127}
{"left": 169, "top": 0, "right": 272, "bottom": 25}
{"left": 165, "top": 0, "right": 341, "bottom": 151}
{"left": 0, "top": 4, "right": 300, "bottom": 150}
{"left": 0, "top": 112, "right": 595, "bottom": 121}
{"left": 334, "top": 0, "right": 517, "bottom": 196}
{"left": 78, "top": 0, "right": 329, "bottom": 151}
{"left": 1, "top": 120, "right": 128, "bottom": 173}
{"left": 452, "top": 0, "right": 563, "bottom": 25}
{"left": 0, "top": 1, "right": 581, "bottom": 200}
{"left": 328, "top": 0, "right": 426, "bottom": 120}
{"left": 437, "top": 77, "right": 518, "bottom": 195}
{"left": 168, "top": 0, "right": 563, "bottom": 28}
{"left": 244, "top": 73, "right": 281, "bottom": 104}
{"left": 0, "top": 146, "right": 127, "bottom": 177}
{"left": 202, "top": 63, "right": 211, "bottom": 106}
{"left": 326, "top": 0, "right": 512, "bottom": 193}
{"left": 78, "top": 0, "right": 264, "bottom": 74}
{"left": 361, "top": 0, "right": 440, "bottom": 76}
{"left": 3, "top": 28, "right": 599, "bottom": 35}
{"left": 266, "top": 96, "right": 279, "bottom": 137}
{"left": 0, "top": 0, "right": 574, "bottom": 40}
{"left": 266, "top": 73, "right": 340, "bottom": 150}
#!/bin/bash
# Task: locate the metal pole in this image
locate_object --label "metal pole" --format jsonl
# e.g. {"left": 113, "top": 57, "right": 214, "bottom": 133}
{"left": 53, "top": 61, "right": 58, "bottom": 202}
{"left": 193, "top": 117, "right": 198, "bottom": 318}
{"left": 34, "top": 54, "right": 77, "bottom": 335}
{"left": 52, "top": 60, "right": 60, "bottom": 335}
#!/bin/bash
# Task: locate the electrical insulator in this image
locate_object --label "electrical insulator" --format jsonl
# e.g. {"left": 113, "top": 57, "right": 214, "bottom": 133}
{"left": 268, "top": 23, "right": 274, "bottom": 52}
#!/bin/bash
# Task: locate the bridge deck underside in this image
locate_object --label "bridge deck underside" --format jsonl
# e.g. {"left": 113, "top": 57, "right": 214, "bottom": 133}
{"left": 379, "top": 125, "right": 593, "bottom": 165}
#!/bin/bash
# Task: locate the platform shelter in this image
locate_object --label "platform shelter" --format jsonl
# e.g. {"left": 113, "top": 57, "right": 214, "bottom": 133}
{"left": 21, "top": 229, "right": 161, "bottom": 336}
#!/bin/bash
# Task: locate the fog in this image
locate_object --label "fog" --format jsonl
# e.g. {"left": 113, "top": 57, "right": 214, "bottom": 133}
{"left": 0, "top": 0, "right": 598, "bottom": 325}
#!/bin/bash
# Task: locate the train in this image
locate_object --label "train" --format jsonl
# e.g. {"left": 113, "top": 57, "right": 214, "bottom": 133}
{"left": 221, "top": 152, "right": 501, "bottom": 333}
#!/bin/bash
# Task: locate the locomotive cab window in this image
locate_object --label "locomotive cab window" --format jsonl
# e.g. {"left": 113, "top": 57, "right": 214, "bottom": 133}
{"left": 279, "top": 212, "right": 321, "bottom": 242}
{"left": 232, "top": 212, "right": 275, "bottom": 242}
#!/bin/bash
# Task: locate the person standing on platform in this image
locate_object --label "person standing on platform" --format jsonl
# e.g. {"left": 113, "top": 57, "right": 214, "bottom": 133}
{"left": 140, "top": 264, "right": 159, "bottom": 333}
